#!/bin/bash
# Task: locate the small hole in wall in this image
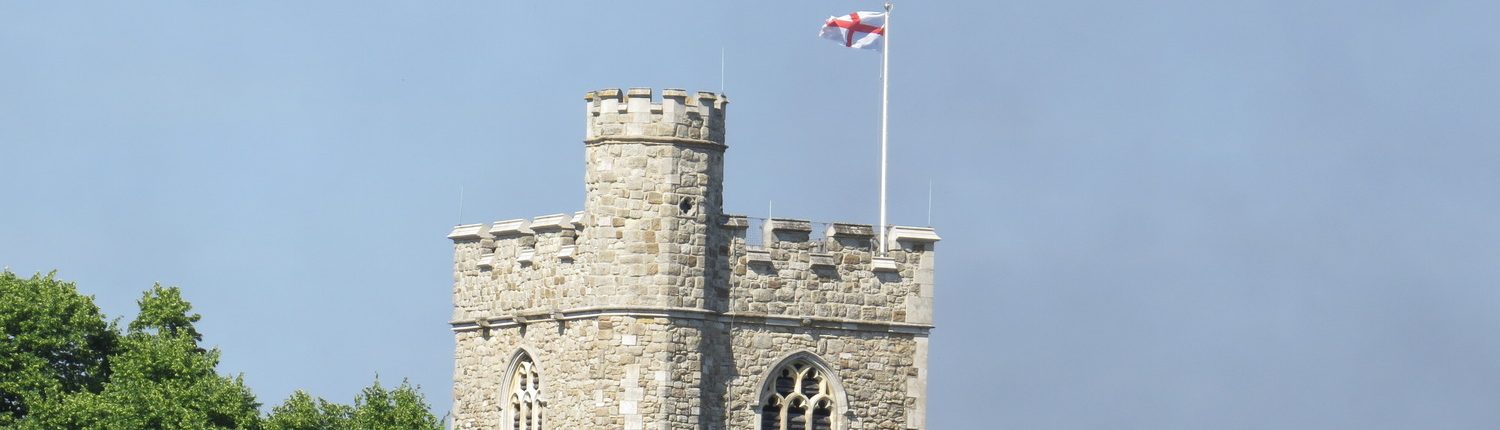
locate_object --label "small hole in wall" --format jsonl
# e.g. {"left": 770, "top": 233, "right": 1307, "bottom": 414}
{"left": 679, "top": 197, "right": 694, "bottom": 215}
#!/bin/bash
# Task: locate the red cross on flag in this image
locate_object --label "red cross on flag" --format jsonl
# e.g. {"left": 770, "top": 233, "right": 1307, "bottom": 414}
{"left": 820, "top": 11, "right": 886, "bottom": 51}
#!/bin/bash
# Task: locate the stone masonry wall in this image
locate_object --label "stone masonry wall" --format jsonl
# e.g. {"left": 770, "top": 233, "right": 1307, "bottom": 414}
{"left": 722, "top": 218, "right": 937, "bottom": 327}
{"left": 453, "top": 316, "right": 721, "bottom": 430}
{"left": 450, "top": 87, "right": 937, "bottom": 429}
{"left": 449, "top": 215, "right": 586, "bottom": 324}
{"left": 724, "top": 327, "right": 923, "bottom": 430}
{"left": 580, "top": 143, "right": 723, "bottom": 311}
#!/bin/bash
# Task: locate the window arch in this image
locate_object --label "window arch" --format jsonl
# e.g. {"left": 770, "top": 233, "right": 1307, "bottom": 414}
{"left": 504, "top": 350, "right": 543, "bottom": 430}
{"left": 758, "top": 353, "right": 844, "bottom": 430}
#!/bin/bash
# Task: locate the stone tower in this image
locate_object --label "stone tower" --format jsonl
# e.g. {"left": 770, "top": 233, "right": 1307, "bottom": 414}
{"left": 449, "top": 88, "right": 939, "bottom": 430}
{"left": 579, "top": 87, "right": 727, "bottom": 312}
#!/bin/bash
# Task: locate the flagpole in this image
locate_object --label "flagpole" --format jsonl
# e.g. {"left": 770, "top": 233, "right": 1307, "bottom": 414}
{"left": 878, "top": 1, "right": 891, "bottom": 255}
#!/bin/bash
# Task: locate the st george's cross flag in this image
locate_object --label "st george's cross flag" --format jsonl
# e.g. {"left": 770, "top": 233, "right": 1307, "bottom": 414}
{"left": 820, "top": 11, "right": 886, "bottom": 51}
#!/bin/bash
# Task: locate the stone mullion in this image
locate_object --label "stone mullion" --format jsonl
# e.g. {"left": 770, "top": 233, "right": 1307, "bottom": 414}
{"left": 516, "top": 400, "right": 527, "bottom": 430}
{"left": 778, "top": 397, "right": 789, "bottom": 430}
{"left": 530, "top": 394, "right": 542, "bottom": 430}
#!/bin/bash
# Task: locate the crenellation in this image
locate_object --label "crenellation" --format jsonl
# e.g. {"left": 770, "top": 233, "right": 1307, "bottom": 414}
{"left": 725, "top": 221, "right": 937, "bottom": 326}
{"left": 447, "top": 223, "right": 489, "bottom": 241}
{"left": 887, "top": 226, "right": 941, "bottom": 251}
{"left": 585, "top": 87, "right": 728, "bottom": 146}
{"left": 530, "top": 213, "right": 574, "bottom": 231}
{"left": 826, "top": 222, "right": 876, "bottom": 239}
{"left": 763, "top": 218, "right": 813, "bottom": 246}
{"left": 489, "top": 218, "right": 532, "bottom": 238}
{"left": 451, "top": 88, "right": 937, "bottom": 430}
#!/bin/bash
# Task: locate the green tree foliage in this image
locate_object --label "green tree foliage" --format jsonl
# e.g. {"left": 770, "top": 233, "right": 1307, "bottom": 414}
{"left": 4, "top": 273, "right": 443, "bottom": 429}
{"left": 0, "top": 270, "right": 117, "bottom": 426}
{"left": 348, "top": 379, "right": 443, "bottom": 430}
{"left": 265, "top": 379, "right": 443, "bottom": 430}
{"left": 20, "top": 285, "right": 262, "bottom": 429}
{"left": 128, "top": 284, "right": 204, "bottom": 343}
{"left": 31, "top": 334, "right": 264, "bottom": 429}
{"left": 264, "top": 391, "right": 352, "bottom": 430}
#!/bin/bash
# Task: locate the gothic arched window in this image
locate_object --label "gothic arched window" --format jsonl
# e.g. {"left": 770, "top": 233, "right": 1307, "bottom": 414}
{"left": 505, "top": 352, "right": 543, "bottom": 430}
{"left": 759, "top": 357, "right": 839, "bottom": 430}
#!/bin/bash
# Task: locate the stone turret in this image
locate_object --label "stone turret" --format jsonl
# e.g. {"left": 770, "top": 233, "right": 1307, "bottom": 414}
{"left": 578, "top": 88, "right": 728, "bottom": 311}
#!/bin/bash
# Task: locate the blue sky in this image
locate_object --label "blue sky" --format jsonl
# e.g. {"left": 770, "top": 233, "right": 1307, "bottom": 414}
{"left": 3, "top": 1, "right": 1499, "bottom": 428}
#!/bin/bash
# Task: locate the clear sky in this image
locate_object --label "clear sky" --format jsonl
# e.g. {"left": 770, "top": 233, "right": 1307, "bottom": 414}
{"left": 3, "top": 1, "right": 1498, "bottom": 428}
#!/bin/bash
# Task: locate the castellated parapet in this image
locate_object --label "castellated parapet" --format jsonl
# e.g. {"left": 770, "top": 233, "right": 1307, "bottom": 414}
{"left": 585, "top": 88, "right": 728, "bottom": 145}
{"left": 449, "top": 88, "right": 938, "bottom": 430}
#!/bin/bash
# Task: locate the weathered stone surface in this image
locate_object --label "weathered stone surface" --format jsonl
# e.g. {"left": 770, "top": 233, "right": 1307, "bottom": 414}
{"left": 450, "top": 88, "right": 939, "bottom": 430}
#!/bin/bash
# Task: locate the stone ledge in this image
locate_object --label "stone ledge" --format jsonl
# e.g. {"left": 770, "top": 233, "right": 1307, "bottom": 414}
{"left": 765, "top": 218, "right": 812, "bottom": 233}
{"left": 744, "top": 249, "right": 772, "bottom": 264}
{"left": 809, "top": 253, "right": 837, "bottom": 267}
{"left": 489, "top": 219, "right": 532, "bottom": 237}
{"left": 582, "top": 135, "right": 726, "bottom": 150}
{"left": 450, "top": 306, "right": 933, "bottom": 335}
{"left": 447, "top": 223, "right": 489, "bottom": 242}
{"left": 516, "top": 248, "right": 536, "bottom": 264}
{"left": 569, "top": 211, "right": 586, "bottom": 229}
{"left": 529, "top": 213, "right": 574, "bottom": 231}
{"left": 888, "top": 226, "right": 941, "bottom": 245}
{"left": 720, "top": 215, "right": 749, "bottom": 229}
{"left": 826, "top": 223, "right": 875, "bottom": 238}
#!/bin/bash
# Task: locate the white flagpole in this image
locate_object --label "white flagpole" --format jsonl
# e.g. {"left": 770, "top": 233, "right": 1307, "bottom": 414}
{"left": 878, "top": 1, "right": 892, "bottom": 254}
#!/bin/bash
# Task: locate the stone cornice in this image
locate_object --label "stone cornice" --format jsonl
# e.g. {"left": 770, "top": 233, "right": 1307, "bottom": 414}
{"left": 583, "top": 136, "right": 727, "bottom": 150}
{"left": 447, "top": 223, "right": 489, "bottom": 241}
{"left": 887, "top": 226, "right": 941, "bottom": 244}
{"left": 450, "top": 306, "right": 932, "bottom": 335}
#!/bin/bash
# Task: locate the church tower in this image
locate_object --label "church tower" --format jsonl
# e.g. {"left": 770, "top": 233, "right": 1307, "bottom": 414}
{"left": 448, "top": 88, "right": 938, "bottom": 430}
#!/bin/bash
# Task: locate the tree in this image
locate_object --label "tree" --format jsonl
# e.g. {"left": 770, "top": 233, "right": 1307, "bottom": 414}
{"left": 21, "top": 285, "right": 262, "bottom": 429}
{"left": 348, "top": 378, "right": 443, "bottom": 430}
{"left": 264, "top": 391, "right": 352, "bottom": 430}
{"left": 266, "top": 379, "right": 442, "bottom": 430}
{"left": 0, "top": 270, "right": 117, "bottom": 426}
{"left": 5, "top": 274, "right": 442, "bottom": 429}
{"left": 128, "top": 284, "right": 204, "bottom": 342}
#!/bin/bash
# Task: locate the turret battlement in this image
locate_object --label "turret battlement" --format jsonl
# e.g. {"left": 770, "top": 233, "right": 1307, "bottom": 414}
{"left": 450, "top": 87, "right": 937, "bottom": 430}
{"left": 584, "top": 88, "right": 728, "bottom": 146}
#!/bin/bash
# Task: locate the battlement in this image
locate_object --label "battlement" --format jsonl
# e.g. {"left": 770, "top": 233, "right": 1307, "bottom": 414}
{"left": 718, "top": 216, "right": 940, "bottom": 326}
{"left": 449, "top": 211, "right": 940, "bottom": 326}
{"left": 451, "top": 87, "right": 937, "bottom": 430}
{"left": 450, "top": 86, "right": 939, "bottom": 327}
{"left": 584, "top": 88, "right": 728, "bottom": 146}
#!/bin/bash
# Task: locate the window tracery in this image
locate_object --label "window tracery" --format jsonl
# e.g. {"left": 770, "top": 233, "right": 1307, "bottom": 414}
{"left": 506, "top": 353, "right": 543, "bottom": 430}
{"left": 760, "top": 358, "right": 837, "bottom": 430}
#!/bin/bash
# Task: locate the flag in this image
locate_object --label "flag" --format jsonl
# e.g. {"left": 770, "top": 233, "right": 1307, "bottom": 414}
{"left": 820, "top": 11, "right": 886, "bottom": 51}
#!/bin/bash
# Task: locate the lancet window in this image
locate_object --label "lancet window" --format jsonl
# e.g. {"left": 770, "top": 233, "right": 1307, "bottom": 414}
{"left": 505, "top": 353, "right": 543, "bottom": 430}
